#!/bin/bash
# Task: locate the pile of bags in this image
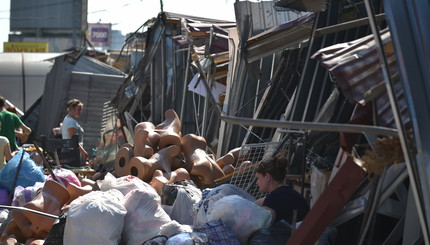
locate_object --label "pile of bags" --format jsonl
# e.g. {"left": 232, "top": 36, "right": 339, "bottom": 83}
{"left": 0, "top": 170, "right": 273, "bottom": 244}
{"left": 0, "top": 109, "right": 278, "bottom": 244}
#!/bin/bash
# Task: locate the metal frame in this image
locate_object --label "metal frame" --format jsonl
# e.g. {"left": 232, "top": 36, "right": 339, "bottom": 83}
{"left": 365, "top": 0, "right": 430, "bottom": 243}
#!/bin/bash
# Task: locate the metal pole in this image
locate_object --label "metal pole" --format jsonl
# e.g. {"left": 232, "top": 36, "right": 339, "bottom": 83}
{"left": 161, "top": 37, "right": 165, "bottom": 114}
{"left": 201, "top": 59, "right": 212, "bottom": 138}
{"left": 33, "top": 141, "right": 59, "bottom": 183}
{"left": 21, "top": 53, "right": 26, "bottom": 112}
{"left": 8, "top": 149, "right": 26, "bottom": 204}
{"left": 180, "top": 46, "right": 192, "bottom": 123}
{"left": 0, "top": 205, "right": 59, "bottom": 219}
{"left": 314, "top": 13, "right": 386, "bottom": 38}
{"left": 221, "top": 115, "right": 398, "bottom": 136}
{"left": 364, "top": 0, "right": 430, "bottom": 244}
{"left": 191, "top": 53, "right": 222, "bottom": 117}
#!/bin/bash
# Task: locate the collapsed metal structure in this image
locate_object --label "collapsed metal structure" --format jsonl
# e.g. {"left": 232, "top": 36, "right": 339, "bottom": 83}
{"left": 108, "top": 0, "right": 430, "bottom": 243}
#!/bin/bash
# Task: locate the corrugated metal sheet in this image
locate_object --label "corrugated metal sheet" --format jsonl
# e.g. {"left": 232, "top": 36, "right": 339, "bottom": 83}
{"left": 66, "top": 72, "right": 125, "bottom": 155}
{"left": 311, "top": 28, "right": 409, "bottom": 128}
{"left": 217, "top": 1, "right": 311, "bottom": 154}
{"left": 235, "top": 0, "right": 308, "bottom": 36}
{"left": 245, "top": 13, "right": 314, "bottom": 62}
{"left": 219, "top": 0, "right": 388, "bottom": 159}
{"left": 111, "top": 12, "right": 237, "bottom": 142}
{"left": 163, "top": 11, "right": 236, "bottom": 24}
{"left": 385, "top": 1, "right": 430, "bottom": 241}
{"left": 274, "top": 0, "right": 328, "bottom": 12}
{"left": 36, "top": 53, "right": 125, "bottom": 155}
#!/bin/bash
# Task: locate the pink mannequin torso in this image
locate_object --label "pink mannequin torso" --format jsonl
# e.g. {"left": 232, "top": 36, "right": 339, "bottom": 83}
{"left": 181, "top": 134, "right": 225, "bottom": 187}
{"left": 126, "top": 145, "right": 181, "bottom": 182}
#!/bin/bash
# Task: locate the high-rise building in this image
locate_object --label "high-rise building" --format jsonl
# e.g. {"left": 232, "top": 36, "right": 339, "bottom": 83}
{"left": 8, "top": 0, "right": 88, "bottom": 52}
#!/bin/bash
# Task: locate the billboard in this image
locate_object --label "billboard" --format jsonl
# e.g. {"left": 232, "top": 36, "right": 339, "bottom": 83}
{"left": 88, "top": 23, "right": 112, "bottom": 45}
{"left": 3, "top": 42, "right": 49, "bottom": 52}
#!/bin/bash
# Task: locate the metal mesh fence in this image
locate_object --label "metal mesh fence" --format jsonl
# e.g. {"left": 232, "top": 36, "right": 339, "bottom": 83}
{"left": 229, "top": 141, "right": 290, "bottom": 198}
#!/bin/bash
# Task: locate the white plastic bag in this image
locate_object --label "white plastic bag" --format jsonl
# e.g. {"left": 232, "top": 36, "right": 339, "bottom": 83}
{"left": 169, "top": 185, "right": 202, "bottom": 225}
{"left": 208, "top": 195, "right": 272, "bottom": 245}
{"left": 159, "top": 220, "right": 193, "bottom": 238}
{"left": 64, "top": 189, "right": 127, "bottom": 245}
{"left": 99, "top": 172, "right": 155, "bottom": 196}
{"left": 122, "top": 188, "right": 172, "bottom": 245}
{"left": 193, "top": 184, "right": 255, "bottom": 226}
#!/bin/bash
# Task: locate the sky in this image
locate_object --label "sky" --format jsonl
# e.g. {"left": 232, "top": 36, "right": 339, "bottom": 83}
{"left": 0, "top": 0, "right": 236, "bottom": 52}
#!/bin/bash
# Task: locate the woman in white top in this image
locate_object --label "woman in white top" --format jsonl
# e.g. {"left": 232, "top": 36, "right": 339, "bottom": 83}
{"left": 0, "top": 122, "right": 13, "bottom": 170}
{"left": 62, "top": 99, "right": 88, "bottom": 161}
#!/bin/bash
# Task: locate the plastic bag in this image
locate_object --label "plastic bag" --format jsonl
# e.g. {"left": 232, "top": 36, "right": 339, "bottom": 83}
{"left": 45, "top": 168, "right": 81, "bottom": 187}
{"left": 248, "top": 220, "right": 292, "bottom": 245}
{"left": 208, "top": 195, "right": 272, "bottom": 245}
{"left": 11, "top": 182, "right": 44, "bottom": 207}
{"left": 122, "top": 188, "right": 172, "bottom": 245}
{"left": 165, "top": 232, "right": 209, "bottom": 245}
{"left": 64, "top": 189, "right": 126, "bottom": 245}
{"left": 0, "top": 188, "right": 9, "bottom": 205}
{"left": 169, "top": 185, "right": 202, "bottom": 225}
{"left": 44, "top": 212, "right": 68, "bottom": 245}
{"left": 193, "top": 184, "right": 255, "bottom": 226}
{"left": 142, "top": 235, "right": 168, "bottom": 245}
{"left": 99, "top": 172, "right": 155, "bottom": 196}
{"left": 159, "top": 220, "right": 193, "bottom": 238}
{"left": 0, "top": 151, "right": 45, "bottom": 191}
{"left": 162, "top": 180, "right": 197, "bottom": 205}
{"left": 193, "top": 219, "right": 240, "bottom": 245}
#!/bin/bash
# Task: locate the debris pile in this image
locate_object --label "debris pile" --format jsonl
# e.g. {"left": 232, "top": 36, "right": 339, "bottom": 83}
{"left": 0, "top": 109, "right": 277, "bottom": 244}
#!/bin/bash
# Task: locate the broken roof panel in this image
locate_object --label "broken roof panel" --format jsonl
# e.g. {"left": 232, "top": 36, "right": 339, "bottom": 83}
{"left": 171, "top": 15, "right": 236, "bottom": 54}
{"left": 235, "top": 0, "right": 307, "bottom": 35}
{"left": 163, "top": 11, "right": 236, "bottom": 24}
{"left": 245, "top": 13, "right": 315, "bottom": 62}
{"left": 312, "top": 28, "right": 410, "bottom": 128}
{"left": 274, "top": 0, "right": 328, "bottom": 12}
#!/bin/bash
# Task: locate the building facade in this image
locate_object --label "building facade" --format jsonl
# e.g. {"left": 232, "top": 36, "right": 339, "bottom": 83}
{"left": 8, "top": 0, "right": 88, "bottom": 52}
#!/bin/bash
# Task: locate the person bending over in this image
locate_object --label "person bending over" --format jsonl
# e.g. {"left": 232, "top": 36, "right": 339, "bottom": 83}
{"left": 0, "top": 96, "right": 31, "bottom": 151}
